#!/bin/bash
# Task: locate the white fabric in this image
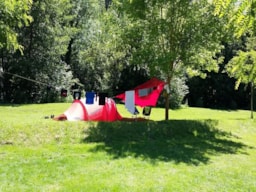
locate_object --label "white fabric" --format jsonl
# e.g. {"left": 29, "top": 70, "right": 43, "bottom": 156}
{"left": 64, "top": 102, "right": 84, "bottom": 121}
{"left": 125, "top": 90, "right": 135, "bottom": 114}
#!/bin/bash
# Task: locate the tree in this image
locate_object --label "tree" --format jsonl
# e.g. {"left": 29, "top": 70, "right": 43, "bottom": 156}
{"left": 114, "top": 0, "right": 226, "bottom": 119}
{"left": 69, "top": 0, "right": 130, "bottom": 94}
{"left": 0, "top": 0, "right": 33, "bottom": 101}
{"left": 0, "top": 0, "right": 33, "bottom": 52}
{"left": 226, "top": 36, "right": 256, "bottom": 118}
{"left": 1, "top": 0, "right": 78, "bottom": 103}
{"left": 213, "top": 0, "right": 254, "bottom": 37}
{"left": 214, "top": 0, "right": 256, "bottom": 118}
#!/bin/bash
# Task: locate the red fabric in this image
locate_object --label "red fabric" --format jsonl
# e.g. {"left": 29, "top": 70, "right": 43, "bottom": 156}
{"left": 115, "top": 77, "right": 165, "bottom": 107}
{"left": 60, "top": 97, "right": 122, "bottom": 122}
{"left": 85, "top": 98, "right": 122, "bottom": 121}
{"left": 63, "top": 100, "right": 88, "bottom": 121}
{"left": 75, "top": 100, "right": 89, "bottom": 120}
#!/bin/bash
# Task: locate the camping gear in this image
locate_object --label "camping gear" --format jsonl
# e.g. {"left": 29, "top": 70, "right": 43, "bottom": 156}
{"left": 55, "top": 96, "right": 122, "bottom": 121}
{"left": 115, "top": 77, "right": 165, "bottom": 107}
{"left": 54, "top": 77, "right": 165, "bottom": 122}
{"left": 85, "top": 91, "right": 95, "bottom": 104}
{"left": 73, "top": 90, "right": 81, "bottom": 100}
{"left": 61, "top": 89, "right": 67, "bottom": 97}
{"left": 98, "top": 92, "right": 108, "bottom": 105}
{"left": 125, "top": 90, "right": 135, "bottom": 114}
{"left": 142, "top": 106, "right": 152, "bottom": 119}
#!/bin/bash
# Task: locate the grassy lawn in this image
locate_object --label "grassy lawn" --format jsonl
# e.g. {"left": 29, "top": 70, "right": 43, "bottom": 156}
{"left": 0, "top": 103, "right": 256, "bottom": 191}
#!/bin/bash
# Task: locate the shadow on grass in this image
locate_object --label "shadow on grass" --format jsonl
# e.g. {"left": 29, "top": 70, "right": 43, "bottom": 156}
{"left": 83, "top": 120, "right": 249, "bottom": 165}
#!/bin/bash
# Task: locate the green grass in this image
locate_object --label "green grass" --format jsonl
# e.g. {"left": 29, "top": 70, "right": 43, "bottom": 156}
{"left": 0, "top": 103, "right": 256, "bottom": 191}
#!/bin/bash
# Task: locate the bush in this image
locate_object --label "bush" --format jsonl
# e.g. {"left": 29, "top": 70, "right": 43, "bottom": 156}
{"left": 169, "top": 77, "right": 189, "bottom": 109}
{"left": 158, "top": 77, "right": 189, "bottom": 109}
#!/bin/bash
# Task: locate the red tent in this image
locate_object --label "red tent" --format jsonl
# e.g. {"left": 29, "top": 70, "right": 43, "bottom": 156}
{"left": 115, "top": 77, "right": 166, "bottom": 107}
{"left": 55, "top": 97, "right": 122, "bottom": 121}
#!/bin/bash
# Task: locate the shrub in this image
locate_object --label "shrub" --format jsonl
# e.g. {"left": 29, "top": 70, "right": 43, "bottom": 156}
{"left": 158, "top": 77, "right": 189, "bottom": 109}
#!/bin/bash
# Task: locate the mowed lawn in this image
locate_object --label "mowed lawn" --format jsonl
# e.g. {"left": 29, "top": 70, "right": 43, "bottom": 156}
{"left": 0, "top": 103, "right": 256, "bottom": 192}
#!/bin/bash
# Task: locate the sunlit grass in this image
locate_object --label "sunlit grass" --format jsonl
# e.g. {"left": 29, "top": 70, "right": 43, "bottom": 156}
{"left": 0, "top": 103, "right": 256, "bottom": 191}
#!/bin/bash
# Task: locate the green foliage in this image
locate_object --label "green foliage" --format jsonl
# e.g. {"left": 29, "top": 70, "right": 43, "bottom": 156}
{"left": 1, "top": 0, "right": 78, "bottom": 103}
{"left": 158, "top": 77, "right": 189, "bottom": 109}
{"left": 213, "top": 0, "right": 255, "bottom": 37}
{"left": 114, "top": 0, "right": 227, "bottom": 119}
{"left": 118, "top": 0, "right": 225, "bottom": 76}
{"left": 226, "top": 36, "right": 256, "bottom": 89}
{"left": 0, "top": 0, "right": 33, "bottom": 52}
{"left": 67, "top": 0, "right": 129, "bottom": 93}
{"left": 169, "top": 77, "right": 189, "bottom": 109}
{"left": 225, "top": 36, "right": 256, "bottom": 118}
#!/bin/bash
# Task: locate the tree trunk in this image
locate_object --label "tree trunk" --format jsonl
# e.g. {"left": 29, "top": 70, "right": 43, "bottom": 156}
{"left": 105, "top": 0, "right": 112, "bottom": 10}
{"left": 251, "top": 82, "right": 254, "bottom": 119}
{"left": 165, "top": 75, "right": 172, "bottom": 120}
{"left": 65, "top": 38, "right": 73, "bottom": 65}
{"left": 165, "top": 93, "right": 170, "bottom": 120}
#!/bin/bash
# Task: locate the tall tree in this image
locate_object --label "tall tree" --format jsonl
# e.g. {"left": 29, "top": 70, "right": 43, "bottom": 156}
{"left": 2, "top": 0, "right": 78, "bottom": 103}
{"left": 0, "top": 0, "right": 33, "bottom": 101}
{"left": 226, "top": 36, "right": 256, "bottom": 119}
{"left": 69, "top": 0, "right": 129, "bottom": 93}
{"left": 215, "top": 0, "right": 256, "bottom": 118}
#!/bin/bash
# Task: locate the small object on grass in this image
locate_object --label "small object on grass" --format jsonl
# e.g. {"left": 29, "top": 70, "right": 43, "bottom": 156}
{"left": 1, "top": 141, "right": 13, "bottom": 145}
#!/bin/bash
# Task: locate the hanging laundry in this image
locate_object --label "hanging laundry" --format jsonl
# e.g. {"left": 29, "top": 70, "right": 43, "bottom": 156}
{"left": 125, "top": 90, "right": 135, "bottom": 114}
{"left": 73, "top": 90, "right": 81, "bottom": 100}
{"left": 61, "top": 89, "right": 67, "bottom": 97}
{"left": 85, "top": 91, "right": 95, "bottom": 104}
{"left": 115, "top": 77, "right": 166, "bottom": 107}
{"left": 98, "top": 92, "right": 108, "bottom": 105}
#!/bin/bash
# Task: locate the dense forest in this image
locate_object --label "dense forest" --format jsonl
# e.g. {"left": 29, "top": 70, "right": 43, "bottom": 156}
{"left": 1, "top": 0, "right": 256, "bottom": 114}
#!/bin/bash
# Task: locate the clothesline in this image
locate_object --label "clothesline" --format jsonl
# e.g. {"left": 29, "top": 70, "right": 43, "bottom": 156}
{"left": 3, "top": 71, "right": 49, "bottom": 86}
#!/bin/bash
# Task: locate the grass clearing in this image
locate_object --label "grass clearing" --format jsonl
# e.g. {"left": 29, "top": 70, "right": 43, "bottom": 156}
{"left": 0, "top": 103, "right": 256, "bottom": 191}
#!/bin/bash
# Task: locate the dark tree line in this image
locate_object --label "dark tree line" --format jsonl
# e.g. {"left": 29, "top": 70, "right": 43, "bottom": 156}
{"left": 188, "top": 41, "right": 256, "bottom": 110}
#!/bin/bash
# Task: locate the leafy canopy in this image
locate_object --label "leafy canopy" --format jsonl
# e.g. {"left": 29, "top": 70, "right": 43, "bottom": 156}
{"left": 0, "top": 0, "right": 33, "bottom": 52}
{"left": 226, "top": 36, "right": 256, "bottom": 89}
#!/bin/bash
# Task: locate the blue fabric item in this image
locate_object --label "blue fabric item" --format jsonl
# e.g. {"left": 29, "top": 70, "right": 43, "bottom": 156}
{"left": 85, "top": 92, "right": 95, "bottom": 104}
